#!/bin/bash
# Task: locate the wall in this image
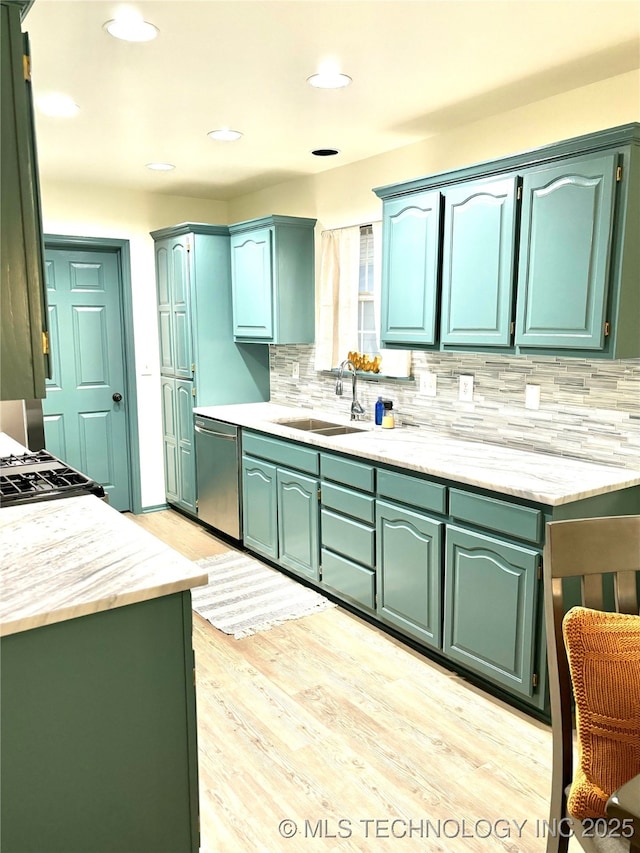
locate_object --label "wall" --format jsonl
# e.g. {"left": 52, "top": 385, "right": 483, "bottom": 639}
{"left": 40, "top": 183, "right": 227, "bottom": 508}
{"left": 39, "top": 69, "right": 640, "bottom": 506}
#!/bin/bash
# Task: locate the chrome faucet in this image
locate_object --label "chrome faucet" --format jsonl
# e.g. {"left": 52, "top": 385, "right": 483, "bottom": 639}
{"left": 336, "top": 359, "right": 366, "bottom": 420}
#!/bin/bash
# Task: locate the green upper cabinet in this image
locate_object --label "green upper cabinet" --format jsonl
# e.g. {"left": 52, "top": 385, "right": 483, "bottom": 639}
{"left": 516, "top": 153, "right": 617, "bottom": 351}
{"left": 1, "top": 2, "right": 49, "bottom": 400}
{"left": 229, "top": 215, "right": 317, "bottom": 344}
{"left": 380, "top": 190, "right": 441, "bottom": 347}
{"left": 374, "top": 123, "right": 640, "bottom": 359}
{"left": 441, "top": 175, "right": 518, "bottom": 347}
{"left": 155, "top": 235, "right": 193, "bottom": 379}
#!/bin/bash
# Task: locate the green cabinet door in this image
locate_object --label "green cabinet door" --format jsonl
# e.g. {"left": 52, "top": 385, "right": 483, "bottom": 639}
{"left": 381, "top": 190, "right": 441, "bottom": 347}
{"left": 160, "top": 376, "right": 179, "bottom": 504}
{"left": 515, "top": 152, "right": 618, "bottom": 350}
{"left": 441, "top": 175, "right": 518, "bottom": 347}
{"left": 154, "top": 235, "right": 194, "bottom": 378}
{"left": 242, "top": 455, "right": 278, "bottom": 560}
{"left": 277, "top": 467, "right": 320, "bottom": 581}
{"left": 175, "top": 379, "right": 196, "bottom": 515}
{"left": 376, "top": 499, "right": 443, "bottom": 648}
{"left": 443, "top": 525, "right": 540, "bottom": 698}
{"left": 1, "top": 3, "right": 49, "bottom": 400}
{"left": 230, "top": 226, "right": 274, "bottom": 339}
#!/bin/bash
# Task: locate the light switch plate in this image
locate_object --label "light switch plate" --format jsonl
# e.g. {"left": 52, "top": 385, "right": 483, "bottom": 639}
{"left": 525, "top": 384, "right": 541, "bottom": 410}
{"left": 459, "top": 374, "right": 474, "bottom": 402}
{"left": 420, "top": 372, "right": 437, "bottom": 397}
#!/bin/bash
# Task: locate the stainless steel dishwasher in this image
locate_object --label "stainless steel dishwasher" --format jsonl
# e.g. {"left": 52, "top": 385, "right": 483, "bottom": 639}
{"left": 194, "top": 416, "right": 241, "bottom": 539}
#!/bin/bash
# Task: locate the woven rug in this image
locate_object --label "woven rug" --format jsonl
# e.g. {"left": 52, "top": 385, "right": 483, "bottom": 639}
{"left": 192, "top": 551, "right": 335, "bottom": 639}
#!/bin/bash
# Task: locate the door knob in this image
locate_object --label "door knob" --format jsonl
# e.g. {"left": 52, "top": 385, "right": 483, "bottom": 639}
{"left": 112, "top": 392, "right": 123, "bottom": 403}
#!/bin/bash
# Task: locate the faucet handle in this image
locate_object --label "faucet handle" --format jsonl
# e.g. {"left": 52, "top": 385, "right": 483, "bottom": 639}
{"left": 335, "top": 378, "right": 343, "bottom": 396}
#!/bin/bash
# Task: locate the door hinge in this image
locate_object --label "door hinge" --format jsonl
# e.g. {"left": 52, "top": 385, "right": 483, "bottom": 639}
{"left": 516, "top": 185, "right": 522, "bottom": 201}
{"left": 192, "top": 386, "right": 196, "bottom": 397}
{"left": 532, "top": 673, "right": 539, "bottom": 688}
{"left": 42, "top": 331, "right": 50, "bottom": 355}
{"left": 186, "top": 239, "right": 191, "bottom": 252}
{"left": 317, "top": 487, "right": 322, "bottom": 502}
{"left": 537, "top": 562, "right": 542, "bottom": 581}
{"left": 23, "top": 54, "right": 30, "bottom": 81}
{"left": 191, "top": 363, "right": 196, "bottom": 374}
{"left": 616, "top": 165, "right": 623, "bottom": 182}
{"left": 510, "top": 320, "right": 515, "bottom": 336}
{"left": 604, "top": 321, "right": 611, "bottom": 337}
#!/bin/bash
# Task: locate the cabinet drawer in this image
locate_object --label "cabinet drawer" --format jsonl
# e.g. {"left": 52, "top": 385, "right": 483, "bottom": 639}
{"left": 377, "top": 469, "right": 446, "bottom": 515}
{"left": 321, "top": 454, "right": 375, "bottom": 492}
{"left": 321, "top": 509, "right": 375, "bottom": 568}
{"left": 321, "top": 549, "right": 375, "bottom": 610}
{"left": 242, "top": 431, "right": 319, "bottom": 475}
{"left": 449, "top": 489, "right": 543, "bottom": 544}
{"left": 321, "top": 482, "right": 375, "bottom": 524}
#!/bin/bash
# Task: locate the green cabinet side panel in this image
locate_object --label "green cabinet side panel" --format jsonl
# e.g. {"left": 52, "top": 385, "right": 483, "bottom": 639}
{"left": 277, "top": 467, "right": 320, "bottom": 580}
{"left": 0, "top": 592, "right": 199, "bottom": 853}
{"left": 242, "top": 455, "right": 278, "bottom": 560}
{"left": 1, "top": 3, "right": 48, "bottom": 400}
{"left": 441, "top": 175, "right": 518, "bottom": 346}
{"left": 381, "top": 190, "right": 441, "bottom": 347}
{"left": 231, "top": 227, "right": 274, "bottom": 339}
{"left": 516, "top": 153, "right": 617, "bottom": 349}
{"left": 443, "top": 525, "right": 540, "bottom": 697}
{"left": 376, "top": 499, "right": 443, "bottom": 648}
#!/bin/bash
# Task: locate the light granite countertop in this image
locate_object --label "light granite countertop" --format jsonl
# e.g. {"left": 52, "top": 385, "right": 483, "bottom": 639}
{"left": 195, "top": 402, "right": 640, "bottom": 507}
{"left": 0, "top": 495, "right": 208, "bottom": 637}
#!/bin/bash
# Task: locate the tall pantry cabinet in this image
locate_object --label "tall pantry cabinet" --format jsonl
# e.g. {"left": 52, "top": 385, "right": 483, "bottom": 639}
{"left": 151, "top": 223, "right": 270, "bottom": 515}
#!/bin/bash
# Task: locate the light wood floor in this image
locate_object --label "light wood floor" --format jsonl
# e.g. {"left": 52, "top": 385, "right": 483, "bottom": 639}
{"left": 129, "top": 509, "right": 563, "bottom": 853}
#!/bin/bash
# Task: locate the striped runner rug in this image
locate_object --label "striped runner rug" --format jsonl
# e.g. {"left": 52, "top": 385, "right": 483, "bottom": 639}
{"left": 192, "top": 551, "right": 335, "bottom": 639}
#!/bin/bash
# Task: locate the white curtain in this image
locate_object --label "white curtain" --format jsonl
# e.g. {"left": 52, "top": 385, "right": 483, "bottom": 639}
{"left": 314, "top": 225, "right": 361, "bottom": 371}
{"left": 315, "top": 221, "right": 411, "bottom": 377}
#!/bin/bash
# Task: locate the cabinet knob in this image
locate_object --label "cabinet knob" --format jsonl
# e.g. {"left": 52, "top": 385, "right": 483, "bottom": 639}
{"left": 112, "top": 392, "right": 123, "bottom": 403}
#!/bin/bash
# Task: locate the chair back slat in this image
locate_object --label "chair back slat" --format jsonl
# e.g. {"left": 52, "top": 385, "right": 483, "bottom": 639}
{"left": 614, "top": 570, "right": 639, "bottom": 615}
{"left": 581, "top": 573, "right": 604, "bottom": 609}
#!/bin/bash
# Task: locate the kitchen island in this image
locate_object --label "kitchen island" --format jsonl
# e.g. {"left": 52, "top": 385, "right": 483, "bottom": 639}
{"left": 195, "top": 402, "right": 640, "bottom": 719}
{"left": 0, "top": 495, "right": 208, "bottom": 853}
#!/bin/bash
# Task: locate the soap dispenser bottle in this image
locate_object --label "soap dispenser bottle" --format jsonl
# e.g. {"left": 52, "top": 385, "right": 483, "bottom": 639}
{"left": 375, "top": 396, "right": 384, "bottom": 426}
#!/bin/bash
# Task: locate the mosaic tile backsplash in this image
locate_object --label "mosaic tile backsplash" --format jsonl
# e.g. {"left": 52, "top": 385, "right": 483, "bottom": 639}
{"left": 269, "top": 345, "right": 640, "bottom": 471}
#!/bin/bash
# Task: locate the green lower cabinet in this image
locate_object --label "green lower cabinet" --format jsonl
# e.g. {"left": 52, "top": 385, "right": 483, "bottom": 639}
{"left": 242, "top": 455, "right": 278, "bottom": 560}
{"left": 0, "top": 592, "right": 200, "bottom": 853}
{"left": 277, "top": 467, "right": 320, "bottom": 581}
{"left": 376, "top": 499, "right": 443, "bottom": 649}
{"left": 443, "top": 525, "right": 540, "bottom": 698}
{"left": 161, "top": 377, "right": 196, "bottom": 515}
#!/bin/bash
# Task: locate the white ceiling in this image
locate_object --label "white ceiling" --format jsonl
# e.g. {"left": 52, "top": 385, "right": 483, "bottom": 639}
{"left": 25, "top": 0, "right": 640, "bottom": 201}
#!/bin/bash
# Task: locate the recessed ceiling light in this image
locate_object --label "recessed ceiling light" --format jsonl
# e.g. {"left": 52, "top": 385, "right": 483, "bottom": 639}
{"left": 36, "top": 93, "right": 79, "bottom": 118}
{"left": 207, "top": 128, "right": 243, "bottom": 142}
{"left": 307, "top": 61, "right": 352, "bottom": 89}
{"left": 103, "top": 11, "right": 158, "bottom": 42}
{"left": 311, "top": 148, "right": 340, "bottom": 157}
{"left": 146, "top": 162, "right": 175, "bottom": 171}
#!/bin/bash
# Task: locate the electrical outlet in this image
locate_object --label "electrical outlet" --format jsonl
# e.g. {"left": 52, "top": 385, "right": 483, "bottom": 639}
{"left": 420, "top": 372, "right": 437, "bottom": 397}
{"left": 292, "top": 362, "right": 300, "bottom": 380}
{"left": 459, "top": 374, "right": 474, "bottom": 402}
{"left": 525, "top": 384, "right": 540, "bottom": 410}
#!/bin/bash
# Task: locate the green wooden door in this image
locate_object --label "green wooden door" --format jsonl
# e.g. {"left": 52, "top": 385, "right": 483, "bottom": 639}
{"left": 441, "top": 175, "right": 518, "bottom": 347}
{"left": 160, "top": 376, "right": 179, "bottom": 504}
{"left": 277, "top": 467, "right": 320, "bottom": 580}
{"left": 443, "top": 525, "right": 540, "bottom": 697}
{"left": 381, "top": 190, "right": 441, "bottom": 347}
{"left": 231, "top": 227, "right": 274, "bottom": 339}
{"left": 175, "top": 379, "right": 196, "bottom": 515}
{"left": 515, "top": 152, "right": 618, "bottom": 350}
{"left": 42, "top": 247, "right": 132, "bottom": 511}
{"left": 376, "top": 500, "right": 443, "bottom": 648}
{"left": 171, "top": 237, "right": 194, "bottom": 379}
{"left": 155, "top": 240, "right": 174, "bottom": 376}
{"left": 242, "top": 455, "right": 278, "bottom": 559}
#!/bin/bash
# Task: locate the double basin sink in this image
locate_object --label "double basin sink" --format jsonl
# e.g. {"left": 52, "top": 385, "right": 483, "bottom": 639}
{"left": 276, "top": 417, "right": 366, "bottom": 437}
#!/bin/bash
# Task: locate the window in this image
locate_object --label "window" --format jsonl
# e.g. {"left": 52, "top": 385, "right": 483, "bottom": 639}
{"left": 357, "top": 225, "right": 378, "bottom": 356}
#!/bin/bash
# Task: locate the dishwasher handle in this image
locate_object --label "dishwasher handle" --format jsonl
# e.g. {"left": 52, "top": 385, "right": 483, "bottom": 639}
{"left": 194, "top": 419, "right": 238, "bottom": 440}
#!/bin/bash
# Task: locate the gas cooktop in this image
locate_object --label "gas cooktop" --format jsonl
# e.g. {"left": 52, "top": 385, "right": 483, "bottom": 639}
{"left": 0, "top": 450, "right": 106, "bottom": 507}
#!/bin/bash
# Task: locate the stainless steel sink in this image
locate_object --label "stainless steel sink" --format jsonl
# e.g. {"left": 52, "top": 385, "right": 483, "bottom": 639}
{"left": 277, "top": 417, "right": 366, "bottom": 435}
